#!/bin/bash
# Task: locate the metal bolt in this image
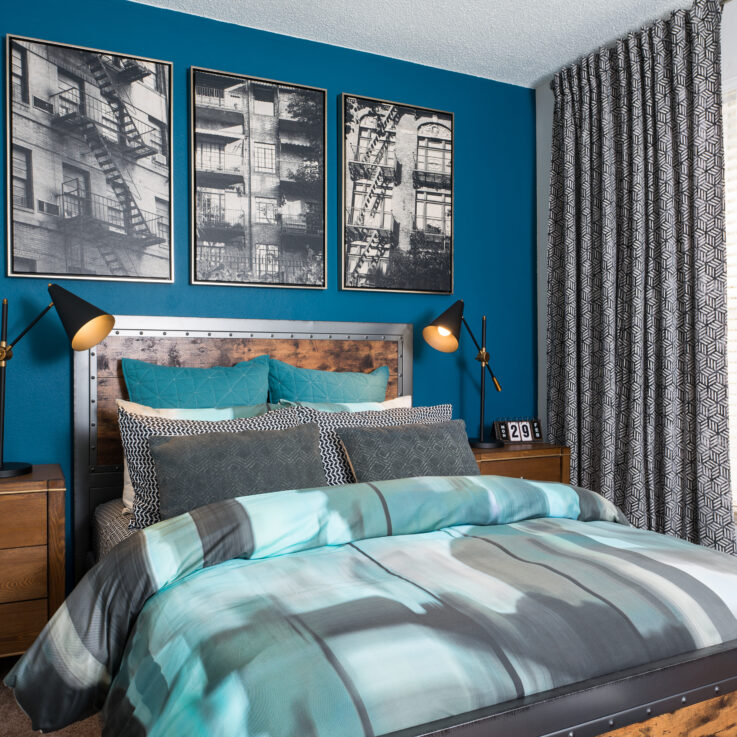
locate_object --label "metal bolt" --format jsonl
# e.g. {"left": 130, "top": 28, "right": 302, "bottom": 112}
{"left": 163, "top": 332, "right": 167, "bottom": 335}
{"left": 91, "top": 422, "right": 96, "bottom": 427}
{"left": 715, "top": 686, "right": 721, "bottom": 693}
{"left": 91, "top": 399, "right": 96, "bottom": 404}
{"left": 681, "top": 696, "right": 687, "bottom": 704}
{"left": 646, "top": 708, "right": 652, "bottom": 715}
{"left": 91, "top": 376, "right": 95, "bottom": 380}
{"left": 608, "top": 720, "right": 614, "bottom": 727}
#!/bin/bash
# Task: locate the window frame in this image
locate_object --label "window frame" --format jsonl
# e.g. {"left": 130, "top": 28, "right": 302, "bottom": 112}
{"left": 253, "top": 142, "right": 276, "bottom": 173}
{"left": 11, "top": 145, "right": 33, "bottom": 210}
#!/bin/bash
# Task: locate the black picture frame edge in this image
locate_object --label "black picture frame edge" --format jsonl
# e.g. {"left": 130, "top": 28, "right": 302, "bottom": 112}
{"left": 5, "top": 33, "right": 175, "bottom": 284}
{"left": 188, "top": 64, "right": 328, "bottom": 290}
{"left": 340, "top": 90, "right": 454, "bottom": 295}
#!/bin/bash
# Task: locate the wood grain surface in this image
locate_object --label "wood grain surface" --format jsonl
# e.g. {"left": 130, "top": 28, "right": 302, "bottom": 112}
{"left": 94, "top": 336, "right": 400, "bottom": 465}
{"left": 598, "top": 690, "right": 737, "bottom": 736}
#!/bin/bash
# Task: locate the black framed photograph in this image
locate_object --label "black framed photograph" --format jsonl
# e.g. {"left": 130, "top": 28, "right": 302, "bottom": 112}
{"left": 190, "top": 67, "right": 326, "bottom": 289}
{"left": 342, "top": 93, "right": 453, "bottom": 294}
{"left": 6, "top": 35, "right": 173, "bottom": 282}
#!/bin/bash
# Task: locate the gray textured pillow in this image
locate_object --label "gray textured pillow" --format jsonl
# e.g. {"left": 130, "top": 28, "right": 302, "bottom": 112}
{"left": 336, "top": 420, "right": 480, "bottom": 483}
{"left": 148, "top": 423, "right": 326, "bottom": 520}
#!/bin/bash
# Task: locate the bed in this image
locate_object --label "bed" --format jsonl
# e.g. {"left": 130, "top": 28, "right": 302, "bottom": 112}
{"left": 7, "top": 314, "right": 737, "bottom": 737}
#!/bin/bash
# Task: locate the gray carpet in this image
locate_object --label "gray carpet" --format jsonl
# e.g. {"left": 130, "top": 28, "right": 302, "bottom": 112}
{"left": 0, "top": 657, "right": 103, "bottom": 736}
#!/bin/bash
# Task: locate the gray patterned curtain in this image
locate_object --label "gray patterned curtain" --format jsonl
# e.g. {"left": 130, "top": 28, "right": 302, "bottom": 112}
{"left": 547, "top": 0, "right": 735, "bottom": 553}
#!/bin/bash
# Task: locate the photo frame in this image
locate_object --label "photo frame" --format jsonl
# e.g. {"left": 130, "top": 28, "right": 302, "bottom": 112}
{"left": 6, "top": 35, "right": 173, "bottom": 282}
{"left": 190, "top": 67, "right": 327, "bottom": 289}
{"left": 342, "top": 93, "right": 453, "bottom": 294}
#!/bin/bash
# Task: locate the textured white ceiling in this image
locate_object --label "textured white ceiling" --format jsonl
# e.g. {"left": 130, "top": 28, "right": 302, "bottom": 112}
{"left": 130, "top": 0, "right": 692, "bottom": 87}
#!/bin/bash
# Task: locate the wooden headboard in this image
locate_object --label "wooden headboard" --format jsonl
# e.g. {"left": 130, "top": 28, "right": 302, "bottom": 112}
{"left": 72, "top": 315, "right": 412, "bottom": 581}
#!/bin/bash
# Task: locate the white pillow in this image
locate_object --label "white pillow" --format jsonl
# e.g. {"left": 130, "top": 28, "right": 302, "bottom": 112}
{"left": 116, "top": 399, "right": 270, "bottom": 510}
{"left": 277, "top": 396, "right": 413, "bottom": 413}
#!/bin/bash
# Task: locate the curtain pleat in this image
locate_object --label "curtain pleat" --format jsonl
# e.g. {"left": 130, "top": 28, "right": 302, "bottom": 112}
{"left": 547, "top": 0, "right": 735, "bottom": 553}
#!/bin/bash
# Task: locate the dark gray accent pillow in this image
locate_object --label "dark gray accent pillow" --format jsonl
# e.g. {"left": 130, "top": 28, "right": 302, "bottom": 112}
{"left": 336, "top": 420, "right": 480, "bottom": 483}
{"left": 148, "top": 423, "right": 326, "bottom": 520}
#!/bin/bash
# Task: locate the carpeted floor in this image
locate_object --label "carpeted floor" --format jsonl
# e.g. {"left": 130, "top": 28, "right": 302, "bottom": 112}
{"left": 0, "top": 657, "right": 103, "bottom": 736}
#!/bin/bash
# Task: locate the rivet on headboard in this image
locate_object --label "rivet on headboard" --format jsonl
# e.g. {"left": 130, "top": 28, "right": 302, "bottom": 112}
{"left": 229, "top": 333, "right": 233, "bottom": 337}
{"left": 208, "top": 332, "right": 211, "bottom": 336}
{"left": 163, "top": 332, "right": 167, "bottom": 336}
{"left": 91, "top": 422, "right": 96, "bottom": 427}
{"left": 186, "top": 332, "right": 190, "bottom": 336}
{"left": 115, "top": 330, "right": 119, "bottom": 335}
{"left": 90, "top": 375, "right": 95, "bottom": 381}
{"left": 91, "top": 399, "right": 95, "bottom": 404}
{"left": 91, "top": 352, "right": 95, "bottom": 357}
{"left": 139, "top": 331, "right": 143, "bottom": 335}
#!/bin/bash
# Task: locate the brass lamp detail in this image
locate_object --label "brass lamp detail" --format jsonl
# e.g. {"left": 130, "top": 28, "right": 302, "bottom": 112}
{"left": 423, "top": 299, "right": 503, "bottom": 449}
{"left": 0, "top": 284, "right": 115, "bottom": 477}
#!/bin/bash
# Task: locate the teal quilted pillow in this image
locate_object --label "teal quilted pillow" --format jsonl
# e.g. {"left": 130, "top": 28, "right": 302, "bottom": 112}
{"left": 262, "top": 358, "right": 389, "bottom": 403}
{"left": 121, "top": 355, "right": 269, "bottom": 408}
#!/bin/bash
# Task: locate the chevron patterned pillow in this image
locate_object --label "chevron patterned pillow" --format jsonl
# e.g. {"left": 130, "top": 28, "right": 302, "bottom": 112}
{"left": 118, "top": 405, "right": 302, "bottom": 529}
{"left": 296, "top": 404, "right": 453, "bottom": 485}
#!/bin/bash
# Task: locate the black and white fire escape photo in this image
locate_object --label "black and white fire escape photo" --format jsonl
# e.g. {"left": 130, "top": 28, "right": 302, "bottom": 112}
{"left": 191, "top": 67, "right": 326, "bottom": 289}
{"left": 6, "top": 36, "right": 173, "bottom": 282}
{"left": 342, "top": 94, "right": 453, "bottom": 294}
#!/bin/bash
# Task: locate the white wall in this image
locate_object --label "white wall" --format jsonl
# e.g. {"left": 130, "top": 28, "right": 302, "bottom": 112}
{"left": 535, "top": 4, "right": 737, "bottom": 435}
{"left": 725, "top": 2, "right": 737, "bottom": 87}
{"left": 535, "top": 81, "right": 554, "bottom": 433}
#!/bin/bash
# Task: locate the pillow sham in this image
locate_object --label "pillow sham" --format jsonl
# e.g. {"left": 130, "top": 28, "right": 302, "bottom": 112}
{"left": 336, "top": 420, "right": 480, "bottom": 483}
{"left": 263, "top": 358, "right": 389, "bottom": 403}
{"left": 296, "top": 404, "right": 453, "bottom": 485}
{"left": 116, "top": 399, "right": 270, "bottom": 510}
{"left": 121, "top": 354, "right": 269, "bottom": 408}
{"left": 118, "top": 405, "right": 302, "bottom": 528}
{"left": 277, "top": 396, "right": 412, "bottom": 413}
{"left": 148, "top": 423, "right": 326, "bottom": 520}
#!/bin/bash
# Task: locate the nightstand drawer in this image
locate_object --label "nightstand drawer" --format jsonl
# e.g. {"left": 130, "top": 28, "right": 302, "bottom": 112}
{"left": 477, "top": 456, "right": 562, "bottom": 482}
{"left": 0, "top": 599, "right": 48, "bottom": 656}
{"left": 0, "top": 546, "right": 47, "bottom": 603}
{"left": 0, "top": 493, "right": 47, "bottom": 549}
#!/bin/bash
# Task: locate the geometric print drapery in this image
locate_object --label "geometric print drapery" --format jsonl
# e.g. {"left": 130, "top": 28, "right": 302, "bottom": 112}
{"left": 547, "top": 0, "right": 735, "bottom": 553}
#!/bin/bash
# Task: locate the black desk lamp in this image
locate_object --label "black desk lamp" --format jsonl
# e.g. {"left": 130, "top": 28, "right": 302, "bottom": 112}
{"left": 423, "top": 299, "right": 503, "bottom": 449}
{"left": 0, "top": 283, "right": 115, "bottom": 477}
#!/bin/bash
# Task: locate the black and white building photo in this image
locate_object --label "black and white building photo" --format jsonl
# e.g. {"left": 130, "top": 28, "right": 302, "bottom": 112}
{"left": 191, "top": 68, "right": 326, "bottom": 288}
{"left": 342, "top": 94, "right": 453, "bottom": 294}
{"left": 6, "top": 36, "right": 172, "bottom": 281}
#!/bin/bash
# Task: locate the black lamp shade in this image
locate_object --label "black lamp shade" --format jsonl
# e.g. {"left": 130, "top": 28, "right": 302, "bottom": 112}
{"left": 423, "top": 299, "right": 464, "bottom": 353}
{"left": 48, "top": 283, "right": 115, "bottom": 351}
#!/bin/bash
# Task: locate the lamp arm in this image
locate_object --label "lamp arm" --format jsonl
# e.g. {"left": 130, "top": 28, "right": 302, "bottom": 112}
{"left": 461, "top": 316, "right": 502, "bottom": 392}
{"left": 8, "top": 302, "right": 54, "bottom": 350}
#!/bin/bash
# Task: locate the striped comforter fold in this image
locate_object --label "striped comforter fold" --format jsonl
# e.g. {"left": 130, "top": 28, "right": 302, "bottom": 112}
{"left": 5, "top": 475, "right": 737, "bottom": 736}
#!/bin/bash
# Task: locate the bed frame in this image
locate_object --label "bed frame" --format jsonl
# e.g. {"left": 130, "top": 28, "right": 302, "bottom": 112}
{"left": 72, "top": 314, "right": 412, "bottom": 580}
{"left": 71, "top": 314, "right": 737, "bottom": 737}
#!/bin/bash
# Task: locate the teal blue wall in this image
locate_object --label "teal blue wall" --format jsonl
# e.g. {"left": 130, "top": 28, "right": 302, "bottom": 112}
{"left": 1, "top": 0, "right": 536, "bottom": 582}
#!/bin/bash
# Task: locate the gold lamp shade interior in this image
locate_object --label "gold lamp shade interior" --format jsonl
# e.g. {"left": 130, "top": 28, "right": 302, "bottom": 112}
{"left": 422, "top": 299, "right": 464, "bottom": 353}
{"left": 48, "top": 283, "right": 115, "bottom": 352}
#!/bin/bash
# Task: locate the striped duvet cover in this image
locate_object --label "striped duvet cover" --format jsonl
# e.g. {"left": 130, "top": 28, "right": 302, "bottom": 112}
{"left": 6, "top": 475, "right": 737, "bottom": 736}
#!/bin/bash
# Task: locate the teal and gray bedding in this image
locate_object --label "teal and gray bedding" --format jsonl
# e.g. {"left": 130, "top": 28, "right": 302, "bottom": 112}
{"left": 7, "top": 476, "right": 737, "bottom": 736}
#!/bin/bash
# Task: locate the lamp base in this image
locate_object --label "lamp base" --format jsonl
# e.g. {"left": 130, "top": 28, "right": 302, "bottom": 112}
{"left": 0, "top": 462, "right": 32, "bottom": 478}
{"left": 470, "top": 439, "right": 504, "bottom": 449}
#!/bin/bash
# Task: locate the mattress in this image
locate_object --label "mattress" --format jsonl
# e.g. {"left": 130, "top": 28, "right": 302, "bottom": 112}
{"left": 92, "top": 498, "right": 137, "bottom": 560}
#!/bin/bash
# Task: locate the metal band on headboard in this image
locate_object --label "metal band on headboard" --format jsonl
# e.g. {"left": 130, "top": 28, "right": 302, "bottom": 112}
{"left": 72, "top": 315, "right": 413, "bottom": 581}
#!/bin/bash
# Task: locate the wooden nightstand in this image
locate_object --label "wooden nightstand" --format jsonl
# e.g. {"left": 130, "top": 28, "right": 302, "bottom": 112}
{"left": 472, "top": 444, "right": 570, "bottom": 484}
{"left": 0, "top": 464, "right": 65, "bottom": 657}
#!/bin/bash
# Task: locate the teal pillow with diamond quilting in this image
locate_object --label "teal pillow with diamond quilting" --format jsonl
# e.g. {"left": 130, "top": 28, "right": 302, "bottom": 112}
{"left": 121, "top": 355, "right": 269, "bottom": 408}
{"left": 261, "top": 358, "right": 389, "bottom": 403}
